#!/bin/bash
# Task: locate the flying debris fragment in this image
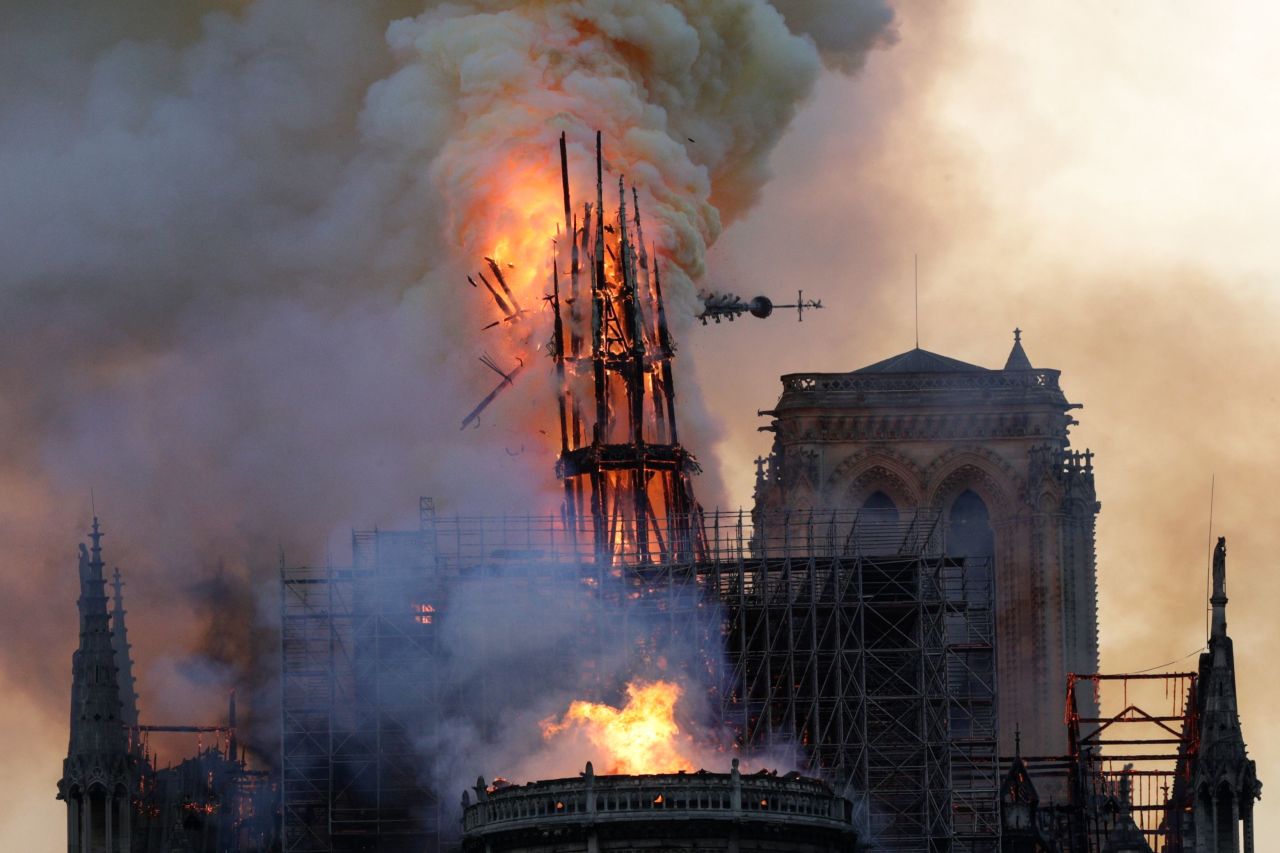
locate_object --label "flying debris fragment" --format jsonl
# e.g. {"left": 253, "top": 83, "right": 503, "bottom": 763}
{"left": 696, "top": 289, "right": 823, "bottom": 324}
{"left": 471, "top": 257, "right": 530, "bottom": 330}
{"left": 460, "top": 354, "right": 525, "bottom": 430}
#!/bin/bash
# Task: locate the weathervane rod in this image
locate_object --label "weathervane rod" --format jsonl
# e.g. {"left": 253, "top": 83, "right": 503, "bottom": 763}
{"left": 1204, "top": 474, "right": 1215, "bottom": 641}
{"left": 914, "top": 253, "right": 919, "bottom": 348}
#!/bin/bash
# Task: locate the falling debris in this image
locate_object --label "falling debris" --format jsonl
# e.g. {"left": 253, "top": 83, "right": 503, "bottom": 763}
{"left": 460, "top": 355, "right": 525, "bottom": 430}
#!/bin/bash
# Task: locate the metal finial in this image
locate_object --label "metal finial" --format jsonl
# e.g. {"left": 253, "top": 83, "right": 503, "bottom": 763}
{"left": 1014, "top": 725, "right": 1021, "bottom": 758}
{"left": 1013, "top": 327, "right": 1022, "bottom": 343}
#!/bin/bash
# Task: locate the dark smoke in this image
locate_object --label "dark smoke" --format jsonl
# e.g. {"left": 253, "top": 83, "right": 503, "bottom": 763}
{"left": 0, "top": 0, "right": 894, "bottom": 827}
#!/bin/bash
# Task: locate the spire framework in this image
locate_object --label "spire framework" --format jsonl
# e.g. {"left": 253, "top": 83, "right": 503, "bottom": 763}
{"left": 550, "top": 132, "right": 704, "bottom": 564}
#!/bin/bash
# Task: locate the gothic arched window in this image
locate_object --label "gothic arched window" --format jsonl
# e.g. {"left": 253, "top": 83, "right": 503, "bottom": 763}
{"left": 858, "top": 491, "right": 899, "bottom": 555}
{"left": 949, "top": 490, "right": 994, "bottom": 559}
{"left": 861, "top": 490, "right": 899, "bottom": 521}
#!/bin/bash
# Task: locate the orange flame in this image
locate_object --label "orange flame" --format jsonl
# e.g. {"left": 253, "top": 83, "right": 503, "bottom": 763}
{"left": 463, "top": 154, "right": 563, "bottom": 327}
{"left": 541, "top": 679, "right": 700, "bottom": 775}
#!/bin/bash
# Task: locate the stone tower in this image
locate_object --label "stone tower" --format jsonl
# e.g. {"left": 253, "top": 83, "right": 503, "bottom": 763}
{"left": 1188, "top": 538, "right": 1261, "bottom": 852}
{"left": 57, "top": 518, "right": 135, "bottom": 853}
{"left": 754, "top": 332, "right": 1100, "bottom": 756}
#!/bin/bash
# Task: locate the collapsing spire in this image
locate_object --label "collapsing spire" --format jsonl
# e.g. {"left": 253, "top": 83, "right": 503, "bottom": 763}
{"left": 550, "top": 132, "right": 704, "bottom": 563}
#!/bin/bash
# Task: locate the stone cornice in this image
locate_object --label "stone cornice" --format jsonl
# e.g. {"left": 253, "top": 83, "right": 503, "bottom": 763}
{"left": 772, "top": 410, "right": 1068, "bottom": 444}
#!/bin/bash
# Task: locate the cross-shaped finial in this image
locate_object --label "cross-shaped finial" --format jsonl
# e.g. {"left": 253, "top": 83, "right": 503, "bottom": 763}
{"left": 1013, "top": 327, "right": 1022, "bottom": 343}
{"left": 1014, "top": 725, "right": 1021, "bottom": 757}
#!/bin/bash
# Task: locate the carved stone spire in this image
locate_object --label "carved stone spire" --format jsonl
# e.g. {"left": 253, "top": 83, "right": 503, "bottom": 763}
{"left": 58, "top": 518, "right": 135, "bottom": 852}
{"left": 1101, "top": 767, "right": 1152, "bottom": 853}
{"left": 1192, "top": 536, "right": 1261, "bottom": 852}
{"left": 1000, "top": 730, "right": 1048, "bottom": 850}
{"left": 110, "top": 568, "right": 140, "bottom": 728}
{"left": 65, "top": 518, "right": 129, "bottom": 755}
{"left": 1211, "top": 536, "right": 1228, "bottom": 641}
{"left": 1004, "top": 327, "right": 1033, "bottom": 370}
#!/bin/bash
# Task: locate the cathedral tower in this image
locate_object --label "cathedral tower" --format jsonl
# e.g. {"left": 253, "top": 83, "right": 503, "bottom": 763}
{"left": 754, "top": 332, "right": 1100, "bottom": 756}
{"left": 57, "top": 519, "right": 135, "bottom": 853}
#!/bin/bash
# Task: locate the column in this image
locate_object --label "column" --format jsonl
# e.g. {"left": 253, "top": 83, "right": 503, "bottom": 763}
{"left": 80, "top": 793, "right": 91, "bottom": 853}
{"left": 1195, "top": 792, "right": 1212, "bottom": 853}
{"left": 119, "top": 790, "right": 131, "bottom": 852}
{"left": 104, "top": 794, "right": 112, "bottom": 853}
{"left": 1228, "top": 794, "right": 1241, "bottom": 853}
{"left": 1243, "top": 799, "right": 1255, "bottom": 853}
{"left": 66, "top": 797, "right": 79, "bottom": 853}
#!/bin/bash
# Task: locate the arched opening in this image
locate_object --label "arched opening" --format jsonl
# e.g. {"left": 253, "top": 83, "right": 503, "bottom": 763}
{"left": 946, "top": 490, "right": 996, "bottom": 735}
{"left": 858, "top": 491, "right": 899, "bottom": 555}
{"left": 1216, "top": 784, "right": 1237, "bottom": 853}
{"left": 861, "top": 490, "right": 899, "bottom": 521}
{"left": 88, "top": 784, "right": 108, "bottom": 851}
{"left": 949, "top": 490, "right": 994, "bottom": 559}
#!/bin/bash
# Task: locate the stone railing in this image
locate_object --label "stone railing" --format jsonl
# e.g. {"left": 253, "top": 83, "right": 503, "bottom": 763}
{"left": 778, "top": 369, "right": 1062, "bottom": 397}
{"left": 462, "top": 761, "right": 853, "bottom": 835}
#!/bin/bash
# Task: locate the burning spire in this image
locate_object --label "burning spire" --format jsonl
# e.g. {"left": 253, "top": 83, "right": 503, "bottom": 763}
{"left": 458, "top": 132, "right": 705, "bottom": 561}
{"left": 549, "top": 133, "right": 704, "bottom": 563}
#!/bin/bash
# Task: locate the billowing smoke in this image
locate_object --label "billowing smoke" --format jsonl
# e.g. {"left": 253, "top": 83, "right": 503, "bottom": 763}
{"left": 0, "top": 0, "right": 893, "bottom": 826}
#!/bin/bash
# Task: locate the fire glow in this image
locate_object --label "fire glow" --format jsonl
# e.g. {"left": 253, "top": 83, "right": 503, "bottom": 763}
{"left": 466, "top": 155, "right": 562, "bottom": 334}
{"left": 540, "top": 679, "right": 702, "bottom": 775}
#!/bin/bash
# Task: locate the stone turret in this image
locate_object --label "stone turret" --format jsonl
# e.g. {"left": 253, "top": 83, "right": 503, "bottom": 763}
{"left": 57, "top": 518, "right": 134, "bottom": 853}
{"left": 1190, "top": 538, "right": 1261, "bottom": 852}
{"left": 1000, "top": 732, "right": 1051, "bottom": 852}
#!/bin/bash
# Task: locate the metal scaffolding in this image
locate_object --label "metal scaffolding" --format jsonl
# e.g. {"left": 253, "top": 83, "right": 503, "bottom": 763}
{"left": 280, "top": 504, "right": 998, "bottom": 852}
{"left": 707, "top": 510, "right": 998, "bottom": 851}
{"left": 280, "top": 500, "right": 444, "bottom": 853}
{"left": 1066, "top": 671, "right": 1199, "bottom": 853}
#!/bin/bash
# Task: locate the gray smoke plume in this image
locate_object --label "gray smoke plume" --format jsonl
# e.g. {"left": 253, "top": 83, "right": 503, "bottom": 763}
{"left": 0, "top": 0, "right": 893, "bottom": 798}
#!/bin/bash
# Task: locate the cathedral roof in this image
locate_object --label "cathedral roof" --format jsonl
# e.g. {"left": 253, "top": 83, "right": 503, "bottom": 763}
{"left": 852, "top": 347, "right": 990, "bottom": 375}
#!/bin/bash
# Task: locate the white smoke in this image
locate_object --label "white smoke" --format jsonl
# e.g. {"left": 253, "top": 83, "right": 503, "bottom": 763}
{"left": 0, "top": 0, "right": 893, "bottom": 792}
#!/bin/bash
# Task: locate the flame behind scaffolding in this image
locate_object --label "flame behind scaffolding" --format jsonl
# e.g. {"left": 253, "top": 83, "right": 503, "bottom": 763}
{"left": 550, "top": 132, "right": 704, "bottom": 564}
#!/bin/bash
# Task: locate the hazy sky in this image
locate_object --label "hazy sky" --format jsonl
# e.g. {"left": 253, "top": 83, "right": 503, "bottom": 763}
{"left": 696, "top": 1, "right": 1280, "bottom": 840}
{"left": 4, "top": 2, "right": 1278, "bottom": 848}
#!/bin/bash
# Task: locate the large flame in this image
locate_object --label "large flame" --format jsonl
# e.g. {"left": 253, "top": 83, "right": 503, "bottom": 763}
{"left": 541, "top": 679, "right": 701, "bottom": 774}
{"left": 463, "top": 153, "right": 564, "bottom": 321}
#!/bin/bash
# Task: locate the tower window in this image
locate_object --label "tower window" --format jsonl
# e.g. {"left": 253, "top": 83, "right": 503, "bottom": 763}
{"left": 949, "top": 490, "right": 993, "bottom": 559}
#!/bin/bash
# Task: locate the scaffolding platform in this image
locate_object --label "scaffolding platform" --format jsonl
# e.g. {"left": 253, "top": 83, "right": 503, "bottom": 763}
{"left": 280, "top": 503, "right": 998, "bottom": 852}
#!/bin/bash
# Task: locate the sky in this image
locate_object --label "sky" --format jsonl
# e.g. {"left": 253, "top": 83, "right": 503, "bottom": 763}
{"left": 3, "top": 1, "right": 1278, "bottom": 849}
